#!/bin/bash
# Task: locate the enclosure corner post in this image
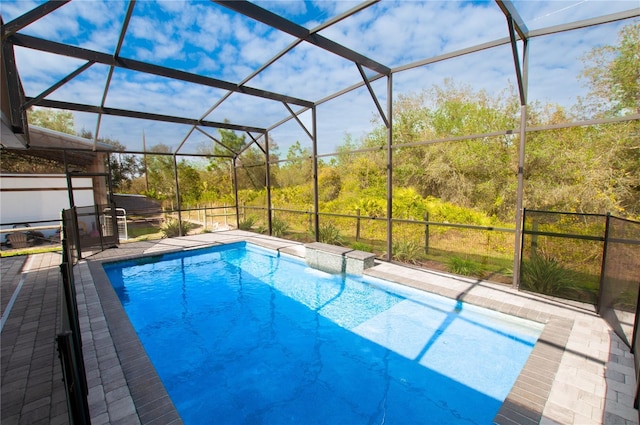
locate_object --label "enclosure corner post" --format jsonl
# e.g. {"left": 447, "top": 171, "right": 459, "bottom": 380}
{"left": 386, "top": 74, "right": 393, "bottom": 262}
{"left": 512, "top": 104, "right": 527, "bottom": 289}
{"left": 312, "top": 106, "right": 320, "bottom": 241}
{"left": 509, "top": 26, "right": 528, "bottom": 289}
{"left": 265, "top": 132, "right": 273, "bottom": 236}
{"left": 173, "top": 154, "right": 183, "bottom": 236}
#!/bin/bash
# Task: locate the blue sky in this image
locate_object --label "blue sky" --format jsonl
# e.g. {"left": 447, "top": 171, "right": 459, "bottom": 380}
{"left": 1, "top": 0, "right": 638, "bottom": 157}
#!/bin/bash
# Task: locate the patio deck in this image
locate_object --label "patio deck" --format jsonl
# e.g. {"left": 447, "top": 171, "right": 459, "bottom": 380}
{"left": 1, "top": 230, "right": 638, "bottom": 424}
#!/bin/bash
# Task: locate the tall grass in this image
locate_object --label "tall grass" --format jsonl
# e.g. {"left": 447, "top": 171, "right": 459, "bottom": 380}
{"left": 520, "top": 253, "right": 579, "bottom": 297}
{"left": 238, "top": 216, "right": 256, "bottom": 230}
{"left": 271, "top": 217, "right": 289, "bottom": 237}
{"left": 392, "top": 240, "right": 422, "bottom": 264}
{"left": 446, "top": 256, "right": 484, "bottom": 277}
{"left": 318, "top": 223, "right": 344, "bottom": 245}
{"left": 161, "top": 219, "right": 194, "bottom": 238}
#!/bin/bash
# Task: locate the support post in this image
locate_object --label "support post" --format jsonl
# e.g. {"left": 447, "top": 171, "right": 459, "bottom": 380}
{"left": 356, "top": 208, "right": 361, "bottom": 242}
{"left": 424, "top": 212, "right": 430, "bottom": 254}
{"left": 507, "top": 17, "right": 528, "bottom": 289}
{"left": 531, "top": 216, "right": 538, "bottom": 257}
{"left": 265, "top": 133, "right": 273, "bottom": 235}
{"left": 143, "top": 130, "right": 149, "bottom": 192}
{"left": 173, "top": 154, "right": 183, "bottom": 236}
{"left": 386, "top": 74, "right": 393, "bottom": 261}
{"left": 312, "top": 106, "right": 320, "bottom": 241}
{"left": 72, "top": 207, "right": 82, "bottom": 261}
{"left": 512, "top": 105, "right": 527, "bottom": 288}
{"left": 233, "top": 157, "right": 240, "bottom": 229}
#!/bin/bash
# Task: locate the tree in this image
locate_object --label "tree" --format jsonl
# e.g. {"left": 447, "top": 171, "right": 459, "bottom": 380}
{"left": 363, "top": 84, "right": 520, "bottom": 219}
{"left": 27, "top": 107, "right": 75, "bottom": 134}
{"left": 577, "top": 22, "right": 640, "bottom": 216}
{"left": 198, "top": 125, "right": 250, "bottom": 198}
{"left": 3, "top": 107, "right": 76, "bottom": 172}
{"left": 177, "top": 161, "right": 202, "bottom": 205}
{"left": 144, "top": 143, "right": 203, "bottom": 206}
{"left": 579, "top": 23, "right": 640, "bottom": 116}
{"left": 202, "top": 125, "right": 248, "bottom": 173}
{"left": 278, "top": 141, "right": 312, "bottom": 188}
{"left": 236, "top": 142, "right": 280, "bottom": 191}
{"left": 145, "top": 144, "right": 176, "bottom": 200}
{"left": 79, "top": 130, "right": 141, "bottom": 192}
{"left": 318, "top": 164, "right": 341, "bottom": 202}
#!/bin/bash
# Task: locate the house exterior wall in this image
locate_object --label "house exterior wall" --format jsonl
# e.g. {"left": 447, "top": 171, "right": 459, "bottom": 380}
{"left": 0, "top": 174, "right": 94, "bottom": 237}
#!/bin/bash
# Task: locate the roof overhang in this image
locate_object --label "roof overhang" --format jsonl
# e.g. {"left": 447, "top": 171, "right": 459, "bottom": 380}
{"left": 1, "top": 111, "right": 28, "bottom": 148}
{"left": 2, "top": 123, "right": 115, "bottom": 167}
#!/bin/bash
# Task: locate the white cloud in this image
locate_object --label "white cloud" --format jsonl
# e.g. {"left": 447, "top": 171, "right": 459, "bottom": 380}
{"left": 516, "top": 0, "right": 638, "bottom": 30}
{"left": 0, "top": 0, "right": 41, "bottom": 21}
{"left": 15, "top": 6, "right": 80, "bottom": 40}
{"left": 66, "top": 0, "right": 121, "bottom": 27}
{"left": 128, "top": 15, "right": 158, "bottom": 42}
{"left": 257, "top": 1, "right": 309, "bottom": 17}
{"left": 526, "top": 20, "right": 630, "bottom": 110}
{"left": 14, "top": 47, "right": 91, "bottom": 95}
{"left": 7, "top": 0, "right": 635, "bottom": 155}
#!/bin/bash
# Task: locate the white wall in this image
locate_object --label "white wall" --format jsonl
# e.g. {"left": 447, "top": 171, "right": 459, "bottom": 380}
{"left": 0, "top": 174, "right": 95, "bottom": 237}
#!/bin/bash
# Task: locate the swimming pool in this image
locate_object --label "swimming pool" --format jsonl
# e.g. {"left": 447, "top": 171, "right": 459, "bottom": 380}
{"left": 104, "top": 242, "right": 543, "bottom": 424}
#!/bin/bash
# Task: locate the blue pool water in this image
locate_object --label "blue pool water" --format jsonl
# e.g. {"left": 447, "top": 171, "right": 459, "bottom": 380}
{"left": 104, "top": 242, "right": 543, "bottom": 425}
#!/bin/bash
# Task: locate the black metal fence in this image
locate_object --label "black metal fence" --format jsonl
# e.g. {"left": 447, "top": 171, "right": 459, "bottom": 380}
{"left": 240, "top": 205, "right": 515, "bottom": 275}
{"left": 521, "top": 209, "right": 606, "bottom": 305}
{"left": 599, "top": 216, "right": 640, "bottom": 348}
{"left": 56, "top": 235, "right": 90, "bottom": 424}
{"left": 62, "top": 204, "right": 119, "bottom": 260}
{"left": 521, "top": 209, "right": 640, "bottom": 348}
{"left": 57, "top": 204, "right": 121, "bottom": 423}
{"left": 635, "top": 314, "right": 640, "bottom": 411}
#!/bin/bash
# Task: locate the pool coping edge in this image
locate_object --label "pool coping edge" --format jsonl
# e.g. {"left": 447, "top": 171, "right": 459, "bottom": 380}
{"left": 87, "top": 259, "right": 184, "bottom": 425}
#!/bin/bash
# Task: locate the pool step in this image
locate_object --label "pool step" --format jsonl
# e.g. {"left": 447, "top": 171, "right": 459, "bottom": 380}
{"left": 304, "top": 242, "right": 377, "bottom": 275}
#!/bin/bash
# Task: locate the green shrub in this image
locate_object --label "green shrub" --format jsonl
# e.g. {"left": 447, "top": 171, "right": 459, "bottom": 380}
{"left": 271, "top": 217, "right": 289, "bottom": 237}
{"left": 318, "top": 223, "right": 344, "bottom": 245}
{"left": 392, "top": 240, "right": 422, "bottom": 264}
{"left": 161, "top": 219, "right": 194, "bottom": 238}
{"left": 350, "top": 241, "right": 372, "bottom": 252}
{"left": 520, "top": 253, "right": 578, "bottom": 296}
{"left": 238, "top": 216, "right": 256, "bottom": 230}
{"left": 447, "top": 256, "right": 483, "bottom": 276}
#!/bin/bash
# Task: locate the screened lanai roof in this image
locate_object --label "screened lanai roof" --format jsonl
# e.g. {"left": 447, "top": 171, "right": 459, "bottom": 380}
{"left": 1, "top": 0, "right": 639, "bottom": 157}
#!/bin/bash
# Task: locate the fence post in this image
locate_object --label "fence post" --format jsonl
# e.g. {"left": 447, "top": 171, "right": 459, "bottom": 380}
{"left": 596, "top": 212, "right": 611, "bottom": 315}
{"left": 356, "top": 208, "right": 361, "bottom": 242}
{"left": 94, "top": 204, "right": 104, "bottom": 251}
{"left": 71, "top": 207, "right": 82, "bottom": 261}
{"left": 531, "top": 219, "right": 538, "bottom": 257}
{"left": 424, "top": 212, "right": 430, "bottom": 254}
